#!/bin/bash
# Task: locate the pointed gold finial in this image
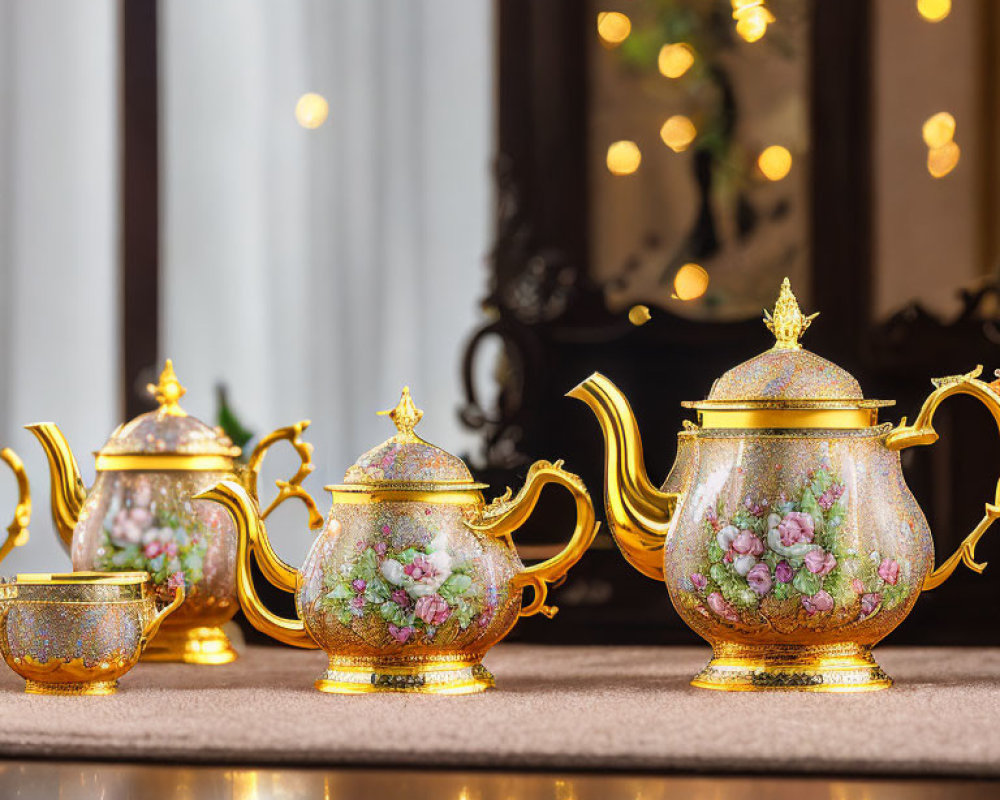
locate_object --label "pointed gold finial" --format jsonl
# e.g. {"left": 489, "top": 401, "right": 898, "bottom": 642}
{"left": 378, "top": 386, "right": 423, "bottom": 440}
{"left": 147, "top": 359, "right": 188, "bottom": 416}
{"left": 763, "top": 278, "right": 818, "bottom": 350}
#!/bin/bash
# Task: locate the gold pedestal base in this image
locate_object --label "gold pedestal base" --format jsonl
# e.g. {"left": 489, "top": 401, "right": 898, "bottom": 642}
{"left": 315, "top": 657, "right": 495, "bottom": 695}
{"left": 140, "top": 625, "right": 237, "bottom": 665}
{"left": 25, "top": 679, "right": 118, "bottom": 696}
{"left": 692, "top": 643, "right": 892, "bottom": 692}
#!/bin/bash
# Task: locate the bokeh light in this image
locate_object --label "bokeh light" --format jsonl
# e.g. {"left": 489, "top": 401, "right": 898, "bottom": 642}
{"left": 659, "top": 116, "right": 697, "bottom": 153}
{"left": 295, "top": 93, "right": 329, "bottom": 129}
{"left": 757, "top": 145, "right": 793, "bottom": 181}
{"left": 658, "top": 43, "right": 695, "bottom": 79}
{"left": 606, "top": 140, "right": 641, "bottom": 175}
{"left": 628, "top": 305, "right": 652, "bottom": 326}
{"left": 673, "top": 263, "right": 710, "bottom": 301}
{"left": 733, "top": 3, "right": 775, "bottom": 43}
{"left": 927, "top": 141, "right": 960, "bottom": 178}
{"left": 922, "top": 112, "right": 956, "bottom": 149}
{"left": 917, "top": 0, "right": 951, "bottom": 22}
{"left": 597, "top": 12, "right": 631, "bottom": 46}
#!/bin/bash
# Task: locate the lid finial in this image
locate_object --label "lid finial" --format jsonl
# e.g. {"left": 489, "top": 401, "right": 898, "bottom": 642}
{"left": 147, "top": 359, "right": 188, "bottom": 416}
{"left": 763, "top": 278, "right": 818, "bottom": 351}
{"left": 378, "top": 386, "right": 423, "bottom": 440}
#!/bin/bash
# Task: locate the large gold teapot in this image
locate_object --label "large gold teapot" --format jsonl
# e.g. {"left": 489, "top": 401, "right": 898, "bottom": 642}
{"left": 0, "top": 448, "right": 30, "bottom": 564}
{"left": 570, "top": 279, "right": 1000, "bottom": 692}
{"left": 198, "top": 387, "right": 598, "bottom": 694}
{"left": 26, "top": 360, "right": 321, "bottom": 664}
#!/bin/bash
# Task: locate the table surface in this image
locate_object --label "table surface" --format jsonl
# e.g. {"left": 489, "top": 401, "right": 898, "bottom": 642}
{"left": 1, "top": 644, "right": 999, "bottom": 778}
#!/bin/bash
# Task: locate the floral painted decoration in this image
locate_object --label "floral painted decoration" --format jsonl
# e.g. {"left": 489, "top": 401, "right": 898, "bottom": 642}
{"left": 318, "top": 519, "right": 497, "bottom": 645}
{"left": 682, "top": 460, "right": 910, "bottom": 624}
{"left": 94, "top": 477, "right": 210, "bottom": 591}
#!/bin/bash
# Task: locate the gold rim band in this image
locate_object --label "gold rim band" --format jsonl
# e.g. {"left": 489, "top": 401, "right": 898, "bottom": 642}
{"left": 327, "top": 489, "right": 484, "bottom": 506}
{"left": 95, "top": 454, "right": 235, "bottom": 472}
{"left": 697, "top": 408, "right": 879, "bottom": 430}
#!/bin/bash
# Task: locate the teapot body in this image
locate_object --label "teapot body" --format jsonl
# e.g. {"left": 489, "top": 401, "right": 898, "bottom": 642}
{"left": 665, "top": 426, "right": 932, "bottom": 689}
{"left": 296, "top": 495, "right": 523, "bottom": 692}
{"left": 72, "top": 469, "right": 238, "bottom": 638}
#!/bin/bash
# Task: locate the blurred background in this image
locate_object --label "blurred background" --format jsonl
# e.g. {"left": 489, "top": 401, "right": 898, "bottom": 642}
{"left": 0, "top": 0, "right": 998, "bottom": 647}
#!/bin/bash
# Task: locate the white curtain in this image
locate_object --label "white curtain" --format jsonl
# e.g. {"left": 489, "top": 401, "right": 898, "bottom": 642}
{"left": 161, "top": 1, "right": 493, "bottom": 565}
{"left": 0, "top": 0, "right": 120, "bottom": 573}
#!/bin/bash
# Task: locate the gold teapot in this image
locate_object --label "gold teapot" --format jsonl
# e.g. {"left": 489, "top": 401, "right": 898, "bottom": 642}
{"left": 198, "top": 387, "right": 598, "bottom": 694}
{"left": 0, "top": 448, "right": 31, "bottom": 564}
{"left": 0, "top": 572, "right": 184, "bottom": 695}
{"left": 570, "top": 279, "right": 1000, "bottom": 692}
{"left": 26, "top": 360, "right": 322, "bottom": 665}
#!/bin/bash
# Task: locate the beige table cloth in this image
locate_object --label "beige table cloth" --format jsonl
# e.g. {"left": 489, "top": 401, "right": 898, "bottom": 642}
{"left": 0, "top": 644, "right": 998, "bottom": 776}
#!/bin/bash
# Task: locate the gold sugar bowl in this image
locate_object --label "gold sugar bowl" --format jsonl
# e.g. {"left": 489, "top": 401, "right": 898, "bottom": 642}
{"left": 198, "top": 387, "right": 599, "bottom": 694}
{"left": 26, "top": 360, "right": 322, "bottom": 665}
{"left": 571, "top": 278, "right": 1000, "bottom": 692}
{"left": 0, "top": 447, "right": 31, "bottom": 564}
{"left": 0, "top": 571, "right": 184, "bottom": 695}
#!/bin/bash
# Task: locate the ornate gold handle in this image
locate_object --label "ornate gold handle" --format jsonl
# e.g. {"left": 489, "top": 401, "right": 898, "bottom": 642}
{"left": 886, "top": 366, "right": 1000, "bottom": 590}
{"left": 140, "top": 584, "right": 186, "bottom": 651}
{"left": 0, "top": 448, "right": 30, "bottom": 565}
{"left": 245, "top": 420, "right": 323, "bottom": 527}
{"left": 467, "top": 460, "right": 599, "bottom": 618}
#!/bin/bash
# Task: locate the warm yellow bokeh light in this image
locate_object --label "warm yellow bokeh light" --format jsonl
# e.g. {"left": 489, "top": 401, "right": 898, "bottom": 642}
{"left": 606, "top": 140, "right": 641, "bottom": 176}
{"left": 295, "top": 93, "right": 329, "bottom": 129}
{"left": 734, "top": 5, "right": 775, "bottom": 43}
{"left": 660, "top": 115, "right": 697, "bottom": 153}
{"left": 658, "top": 43, "right": 695, "bottom": 79}
{"left": 597, "top": 12, "right": 631, "bottom": 46}
{"left": 917, "top": 0, "right": 951, "bottom": 22}
{"left": 673, "top": 263, "right": 710, "bottom": 301}
{"left": 757, "top": 145, "right": 793, "bottom": 181}
{"left": 922, "top": 112, "right": 956, "bottom": 149}
{"left": 628, "top": 305, "right": 652, "bottom": 326}
{"left": 927, "top": 141, "right": 960, "bottom": 178}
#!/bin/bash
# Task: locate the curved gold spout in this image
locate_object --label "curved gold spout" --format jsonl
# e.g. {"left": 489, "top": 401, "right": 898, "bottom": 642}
{"left": 567, "top": 373, "right": 678, "bottom": 582}
{"left": 24, "top": 423, "right": 87, "bottom": 549}
{"left": 195, "top": 481, "right": 317, "bottom": 649}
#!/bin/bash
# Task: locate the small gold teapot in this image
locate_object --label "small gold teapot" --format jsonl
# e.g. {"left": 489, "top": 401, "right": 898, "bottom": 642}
{"left": 26, "top": 360, "right": 322, "bottom": 665}
{"left": 570, "top": 279, "right": 1000, "bottom": 692}
{"left": 0, "top": 448, "right": 30, "bottom": 564}
{"left": 198, "top": 388, "right": 598, "bottom": 694}
{"left": 0, "top": 572, "right": 184, "bottom": 695}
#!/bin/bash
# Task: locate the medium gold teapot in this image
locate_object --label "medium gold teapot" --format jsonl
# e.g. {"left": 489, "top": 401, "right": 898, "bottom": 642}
{"left": 0, "top": 448, "right": 30, "bottom": 564}
{"left": 197, "top": 388, "right": 598, "bottom": 694}
{"left": 26, "top": 360, "right": 322, "bottom": 665}
{"left": 570, "top": 279, "right": 1000, "bottom": 692}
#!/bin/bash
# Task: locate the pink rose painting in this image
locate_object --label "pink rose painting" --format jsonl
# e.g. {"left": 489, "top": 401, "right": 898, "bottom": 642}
{"left": 732, "top": 530, "right": 765, "bottom": 557}
{"left": 414, "top": 594, "right": 451, "bottom": 626}
{"left": 778, "top": 511, "right": 815, "bottom": 547}
{"left": 707, "top": 592, "right": 739, "bottom": 622}
{"left": 804, "top": 549, "right": 837, "bottom": 577}
{"left": 746, "top": 563, "right": 772, "bottom": 596}
{"left": 775, "top": 561, "right": 794, "bottom": 583}
{"left": 801, "top": 590, "right": 834, "bottom": 616}
{"left": 860, "top": 593, "right": 880, "bottom": 619}
{"left": 878, "top": 558, "right": 900, "bottom": 585}
{"left": 690, "top": 572, "right": 707, "bottom": 591}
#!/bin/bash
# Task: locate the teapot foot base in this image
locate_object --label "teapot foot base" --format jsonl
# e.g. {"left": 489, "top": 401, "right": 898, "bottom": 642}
{"left": 25, "top": 679, "right": 118, "bottom": 696}
{"left": 140, "top": 625, "right": 238, "bottom": 665}
{"left": 315, "top": 657, "right": 495, "bottom": 694}
{"left": 692, "top": 644, "right": 892, "bottom": 692}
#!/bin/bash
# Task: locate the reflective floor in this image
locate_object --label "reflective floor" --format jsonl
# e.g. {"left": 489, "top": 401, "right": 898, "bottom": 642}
{"left": 0, "top": 761, "right": 994, "bottom": 800}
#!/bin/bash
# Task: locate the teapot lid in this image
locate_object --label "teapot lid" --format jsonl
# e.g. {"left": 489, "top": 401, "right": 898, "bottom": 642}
{"left": 95, "top": 360, "right": 241, "bottom": 465}
{"left": 683, "top": 279, "right": 892, "bottom": 424}
{"left": 335, "top": 387, "right": 486, "bottom": 492}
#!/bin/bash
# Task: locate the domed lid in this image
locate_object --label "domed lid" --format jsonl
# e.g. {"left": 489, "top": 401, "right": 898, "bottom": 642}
{"left": 336, "top": 387, "right": 486, "bottom": 491}
{"left": 683, "top": 279, "right": 892, "bottom": 415}
{"left": 96, "top": 361, "right": 241, "bottom": 459}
